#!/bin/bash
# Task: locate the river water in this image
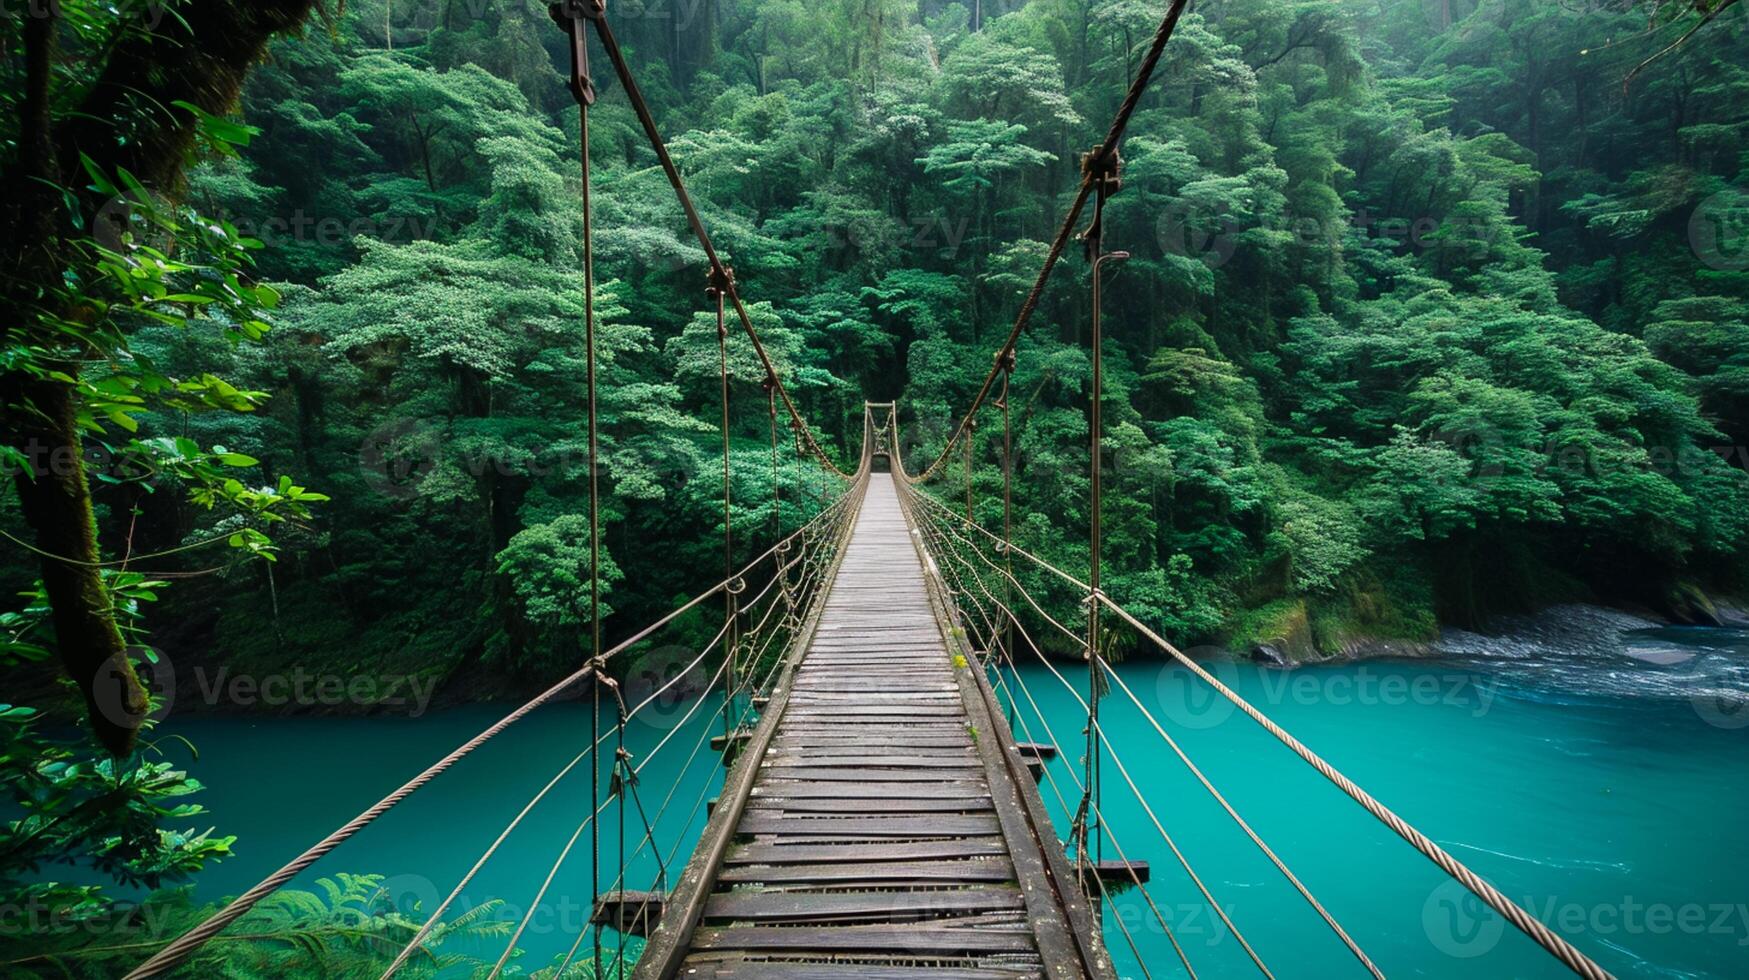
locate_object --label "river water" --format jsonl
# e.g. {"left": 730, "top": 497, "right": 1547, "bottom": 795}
{"left": 163, "top": 610, "right": 1749, "bottom": 978}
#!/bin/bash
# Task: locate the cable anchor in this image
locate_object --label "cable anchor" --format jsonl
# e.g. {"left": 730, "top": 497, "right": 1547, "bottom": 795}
{"left": 549, "top": 0, "right": 606, "bottom": 107}
{"left": 609, "top": 746, "right": 637, "bottom": 798}
{"left": 993, "top": 349, "right": 1017, "bottom": 412}
{"left": 705, "top": 264, "right": 736, "bottom": 299}
{"left": 1078, "top": 144, "right": 1124, "bottom": 260}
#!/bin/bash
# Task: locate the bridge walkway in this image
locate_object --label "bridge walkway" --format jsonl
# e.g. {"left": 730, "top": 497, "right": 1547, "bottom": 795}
{"left": 638, "top": 474, "right": 1108, "bottom": 980}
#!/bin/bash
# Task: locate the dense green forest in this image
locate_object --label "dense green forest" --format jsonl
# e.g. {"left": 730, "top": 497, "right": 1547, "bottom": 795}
{"left": 12, "top": 0, "right": 1747, "bottom": 682}
{"left": 2, "top": 0, "right": 1747, "bottom": 973}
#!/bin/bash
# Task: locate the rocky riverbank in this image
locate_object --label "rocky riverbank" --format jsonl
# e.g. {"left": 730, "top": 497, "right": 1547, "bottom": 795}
{"left": 1247, "top": 599, "right": 1749, "bottom": 668}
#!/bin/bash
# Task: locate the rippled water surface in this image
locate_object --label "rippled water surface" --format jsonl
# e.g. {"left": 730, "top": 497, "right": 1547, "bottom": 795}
{"left": 166, "top": 612, "right": 1749, "bottom": 978}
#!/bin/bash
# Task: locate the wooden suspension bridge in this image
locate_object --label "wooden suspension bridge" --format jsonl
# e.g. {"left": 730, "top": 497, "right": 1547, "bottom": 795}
{"left": 117, "top": 1, "right": 1619, "bottom": 976}
{"left": 634, "top": 471, "right": 1112, "bottom": 979}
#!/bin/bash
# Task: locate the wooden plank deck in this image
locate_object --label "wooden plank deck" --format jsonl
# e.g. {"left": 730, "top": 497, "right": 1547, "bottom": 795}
{"left": 638, "top": 474, "right": 1109, "bottom": 979}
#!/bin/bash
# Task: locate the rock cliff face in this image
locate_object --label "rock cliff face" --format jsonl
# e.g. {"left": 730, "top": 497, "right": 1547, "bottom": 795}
{"left": 1236, "top": 586, "right": 1749, "bottom": 668}
{"left": 1238, "top": 597, "right": 1437, "bottom": 665}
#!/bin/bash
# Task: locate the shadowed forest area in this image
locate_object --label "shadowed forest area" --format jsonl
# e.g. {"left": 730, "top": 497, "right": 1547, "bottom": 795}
{"left": 2, "top": 0, "right": 1747, "bottom": 975}
{"left": 10, "top": 0, "right": 1749, "bottom": 694}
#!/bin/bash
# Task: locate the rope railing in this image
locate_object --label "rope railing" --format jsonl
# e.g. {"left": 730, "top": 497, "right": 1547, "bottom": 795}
{"left": 126, "top": 456, "right": 866, "bottom": 979}
{"left": 420, "top": 467, "right": 868, "bottom": 980}
{"left": 906, "top": 488, "right": 1381, "bottom": 973}
{"left": 896, "top": 434, "right": 1615, "bottom": 979}
{"left": 901, "top": 0, "right": 1192, "bottom": 484}
{"left": 899, "top": 479, "right": 1275, "bottom": 978}
{"left": 912, "top": 502, "right": 1188, "bottom": 979}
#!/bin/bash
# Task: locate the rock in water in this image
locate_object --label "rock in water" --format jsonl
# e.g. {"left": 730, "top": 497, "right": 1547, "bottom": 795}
{"left": 1620, "top": 641, "right": 1697, "bottom": 666}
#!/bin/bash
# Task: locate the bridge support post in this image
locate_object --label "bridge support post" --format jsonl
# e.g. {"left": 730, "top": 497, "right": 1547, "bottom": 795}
{"left": 1078, "top": 144, "right": 1127, "bottom": 878}
{"left": 592, "top": 890, "right": 667, "bottom": 938}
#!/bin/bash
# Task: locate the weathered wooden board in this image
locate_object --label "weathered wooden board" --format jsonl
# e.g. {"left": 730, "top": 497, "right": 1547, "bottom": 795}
{"left": 680, "top": 962, "right": 1042, "bottom": 980}
{"left": 640, "top": 476, "right": 1103, "bottom": 980}
{"left": 715, "top": 858, "right": 1018, "bottom": 885}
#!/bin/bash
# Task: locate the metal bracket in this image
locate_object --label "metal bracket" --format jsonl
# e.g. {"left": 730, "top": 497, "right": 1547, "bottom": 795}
{"left": 705, "top": 263, "right": 736, "bottom": 299}
{"left": 1078, "top": 144, "right": 1124, "bottom": 261}
{"left": 548, "top": 1, "right": 606, "bottom": 107}
{"left": 1080, "top": 143, "right": 1124, "bottom": 192}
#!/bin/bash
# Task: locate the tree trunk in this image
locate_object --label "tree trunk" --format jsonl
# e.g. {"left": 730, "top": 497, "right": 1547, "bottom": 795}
{"left": 0, "top": 0, "right": 321, "bottom": 755}
{"left": 12, "top": 380, "right": 147, "bottom": 756}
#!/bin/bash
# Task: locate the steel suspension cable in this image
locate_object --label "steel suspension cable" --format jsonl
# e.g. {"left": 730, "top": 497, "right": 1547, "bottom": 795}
{"left": 137, "top": 490, "right": 849, "bottom": 978}
{"left": 932, "top": 462, "right": 1613, "bottom": 978}
{"left": 910, "top": 458, "right": 1342, "bottom": 979}
{"left": 614, "top": 699, "right": 628, "bottom": 970}
{"left": 580, "top": 66, "right": 609, "bottom": 980}
{"left": 377, "top": 735, "right": 601, "bottom": 979}
{"left": 1078, "top": 709, "right": 1276, "bottom": 977}
{"left": 570, "top": 491, "right": 856, "bottom": 975}
{"left": 1096, "top": 597, "right": 1615, "bottom": 980}
{"left": 1094, "top": 653, "right": 1384, "bottom": 975}
{"left": 920, "top": 486, "right": 1422, "bottom": 978}
{"left": 767, "top": 379, "right": 782, "bottom": 545}
{"left": 713, "top": 275, "right": 739, "bottom": 745}
{"left": 590, "top": 671, "right": 605, "bottom": 975}
{"left": 122, "top": 661, "right": 601, "bottom": 980}
{"left": 906, "top": 479, "right": 1196, "bottom": 978}
{"left": 577, "top": 5, "right": 847, "bottom": 477}
{"left": 985, "top": 655, "right": 1183, "bottom": 980}
{"left": 908, "top": 0, "right": 1191, "bottom": 483}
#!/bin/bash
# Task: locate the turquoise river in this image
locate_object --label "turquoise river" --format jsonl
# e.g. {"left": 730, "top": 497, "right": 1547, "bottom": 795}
{"left": 161, "top": 615, "right": 1749, "bottom": 978}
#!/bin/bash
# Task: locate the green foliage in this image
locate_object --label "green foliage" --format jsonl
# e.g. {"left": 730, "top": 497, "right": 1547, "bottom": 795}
{"left": 0, "top": 870, "right": 530, "bottom": 979}
{"left": 8, "top": 0, "right": 1748, "bottom": 735}
{"left": 0, "top": 704, "right": 233, "bottom": 899}
{"left": 7, "top": 1, "right": 1749, "bottom": 968}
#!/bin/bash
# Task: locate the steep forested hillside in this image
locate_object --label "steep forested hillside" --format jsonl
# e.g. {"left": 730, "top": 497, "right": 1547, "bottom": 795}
{"left": 5, "top": 0, "right": 1746, "bottom": 694}
{"left": 3, "top": 1, "right": 1748, "bottom": 975}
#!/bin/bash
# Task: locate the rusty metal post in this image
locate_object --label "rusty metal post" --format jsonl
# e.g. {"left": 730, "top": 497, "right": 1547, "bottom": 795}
{"left": 1081, "top": 145, "right": 1125, "bottom": 872}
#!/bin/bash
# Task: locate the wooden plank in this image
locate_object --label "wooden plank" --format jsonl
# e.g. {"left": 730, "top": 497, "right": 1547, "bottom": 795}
{"left": 735, "top": 814, "right": 1001, "bottom": 837}
{"left": 702, "top": 887, "right": 1024, "bottom": 922}
{"left": 765, "top": 745, "right": 977, "bottom": 759}
{"left": 726, "top": 838, "right": 1008, "bottom": 864}
{"left": 680, "top": 961, "right": 1041, "bottom": 980}
{"left": 781, "top": 715, "right": 971, "bottom": 726}
{"left": 787, "top": 692, "right": 961, "bottom": 701}
{"left": 769, "top": 734, "right": 973, "bottom": 747}
{"left": 755, "top": 767, "right": 985, "bottom": 782}
{"left": 716, "top": 859, "right": 1016, "bottom": 884}
{"left": 763, "top": 754, "right": 980, "bottom": 769}
{"left": 744, "top": 796, "right": 992, "bottom": 814}
{"left": 748, "top": 780, "right": 988, "bottom": 800}
{"left": 690, "top": 926, "right": 1035, "bottom": 954}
